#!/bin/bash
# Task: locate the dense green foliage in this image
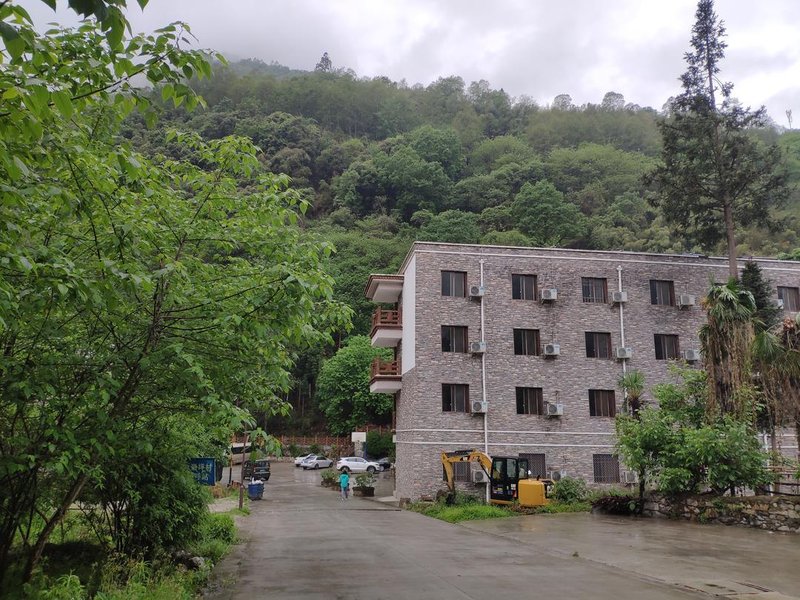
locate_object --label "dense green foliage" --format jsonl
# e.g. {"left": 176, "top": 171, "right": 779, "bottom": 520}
{"left": 366, "top": 430, "right": 395, "bottom": 459}
{"left": 316, "top": 336, "right": 393, "bottom": 435}
{"left": 551, "top": 477, "right": 589, "bottom": 503}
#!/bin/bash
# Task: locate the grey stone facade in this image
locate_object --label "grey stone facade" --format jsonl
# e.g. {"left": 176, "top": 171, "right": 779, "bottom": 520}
{"left": 370, "top": 242, "right": 800, "bottom": 501}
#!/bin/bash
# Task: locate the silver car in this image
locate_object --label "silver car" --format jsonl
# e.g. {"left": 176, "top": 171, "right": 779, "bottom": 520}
{"left": 300, "top": 455, "right": 334, "bottom": 470}
{"left": 294, "top": 453, "right": 314, "bottom": 467}
{"left": 335, "top": 456, "right": 382, "bottom": 474}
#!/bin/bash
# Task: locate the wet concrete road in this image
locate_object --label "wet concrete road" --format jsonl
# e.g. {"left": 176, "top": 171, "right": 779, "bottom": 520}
{"left": 205, "top": 462, "right": 799, "bottom": 600}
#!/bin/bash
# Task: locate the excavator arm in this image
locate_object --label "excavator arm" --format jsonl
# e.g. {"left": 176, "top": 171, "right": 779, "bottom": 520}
{"left": 441, "top": 449, "right": 493, "bottom": 503}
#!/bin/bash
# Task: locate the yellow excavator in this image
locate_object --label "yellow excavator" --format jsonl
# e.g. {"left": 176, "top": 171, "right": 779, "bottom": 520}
{"left": 441, "top": 449, "right": 553, "bottom": 507}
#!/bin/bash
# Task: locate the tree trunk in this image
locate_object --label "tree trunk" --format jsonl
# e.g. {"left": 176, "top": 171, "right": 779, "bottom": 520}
{"left": 723, "top": 197, "right": 738, "bottom": 279}
{"left": 22, "top": 474, "right": 88, "bottom": 583}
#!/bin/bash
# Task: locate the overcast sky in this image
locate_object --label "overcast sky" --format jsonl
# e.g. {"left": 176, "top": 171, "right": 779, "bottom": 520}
{"left": 25, "top": 0, "right": 799, "bottom": 126}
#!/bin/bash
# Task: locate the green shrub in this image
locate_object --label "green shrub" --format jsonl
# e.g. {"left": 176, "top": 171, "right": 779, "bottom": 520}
{"left": 191, "top": 539, "right": 229, "bottom": 563}
{"left": 355, "top": 472, "right": 376, "bottom": 487}
{"left": 321, "top": 468, "right": 337, "bottom": 483}
{"left": 552, "top": 477, "right": 588, "bottom": 503}
{"left": 287, "top": 444, "right": 300, "bottom": 457}
{"left": 37, "top": 574, "right": 86, "bottom": 600}
{"left": 421, "top": 503, "right": 513, "bottom": 523}
{"left": 366, "top": 430, "right": 395, "bottom": 458}
{"left": 309, "top": 443, "right": 321, "bottom": 454}
{"left": 199, "top": 513, "right": 236, "bottom": 544}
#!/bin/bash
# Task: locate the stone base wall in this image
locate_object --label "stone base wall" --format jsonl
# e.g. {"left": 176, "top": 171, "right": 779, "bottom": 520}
{"left": 643, "top": 493, "right": 800, "bottom": 533}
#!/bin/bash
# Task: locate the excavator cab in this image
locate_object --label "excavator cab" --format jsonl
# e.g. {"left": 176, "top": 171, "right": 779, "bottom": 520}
{"left": 490, "top": 456, "right": 529, "bottom": 504}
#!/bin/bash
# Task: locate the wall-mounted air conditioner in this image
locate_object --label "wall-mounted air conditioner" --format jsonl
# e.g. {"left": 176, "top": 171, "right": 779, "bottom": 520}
{"left": 472, "top": 470, "right": 488, "bottom": 483}
{"left": 678, "top": 294, "right": 696, "bottom": 308}
{"left": 469, "top": 341, "right": 487, "bottom": 354}
{"left": 543, "top": 343, "right": 560, "bottom": 357}
{"left": 471, "top": 400, "right": 488, "bottom": 414}
{"left": 622, "top": 471, "right": 639, "bottom": 484}
{"left": 615, "top": 347, "right": 633, "bottom": 360}
{"left": 469, "top": 285, "right": 485, "bottom": 298}
{"left": 546, "top": 470, "right": 565, "bottom": 481}
{"left": 611, "top": 291, "right": 628, "bottom": 304}
{"left": 545, "top": 403, "right": 563, "bottom": 417}
{"left": 540, "top": 288, "right": 558, "bottom": 302}
{"left": 682, "top": 349, "right": 701, "bottom": 362}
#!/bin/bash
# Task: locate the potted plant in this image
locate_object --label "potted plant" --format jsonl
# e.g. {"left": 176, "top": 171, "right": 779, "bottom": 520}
{"left": 321, "top": 468, "right": 337, "bottom": 488}
{"left": 353, "top": 472, "right": 376, "bottom": 497}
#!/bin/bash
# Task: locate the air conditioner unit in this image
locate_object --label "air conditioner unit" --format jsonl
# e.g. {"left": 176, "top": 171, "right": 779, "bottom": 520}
{"left": 622, "top": 471, "right": 639, "bottom": 484}
{"left": 611, "top": 291, "right": 628, "bottom": 304}
{"left": 469, "top": 341, "right": 487, "bottom": 354}
{"left": 777, "top": 298, "right": 785, "bottom": 309}
{"left": 546, "top": 470, "right": 564, "bottom": 482}
{"left": 540, "top": 288, "right": 558, "bottom": 302}
{"left": 682, "top": 348, "right": 701, "bottom": 362}
{"left": 471, "top": 400, "right": 488, "bottom": 414}
{"left": 469, "top": 285, "right": 485, "bottom": 298}
{"left": 543, "top": 343, "right": 560, "bottom": 357}
{"left": 545, "top": 403, "right": 563, "bottom": 417}
{"left": 615, "top": 347, "right": 633, "bottom": 360}
{"left": 678, "top": 294, "right": 696, "bottom": 308}
{"left": 472, "top": 470, "right": 488, "bottom": 483}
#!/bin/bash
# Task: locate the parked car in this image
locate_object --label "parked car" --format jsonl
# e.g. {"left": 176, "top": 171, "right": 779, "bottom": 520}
{"left": 373, "top": 457, "right": 393, "bottom": 470}
{"left": 301, "top": 455, "right": 334, "bottom": 470}
{"left": 242, "top": 458, "right": 271, "bottom": 481}
{"left": 294, "top": 453, "right": 314, "bottom": 467}
{"left": 336, "top": 456, "right": 382, "bottom": 474}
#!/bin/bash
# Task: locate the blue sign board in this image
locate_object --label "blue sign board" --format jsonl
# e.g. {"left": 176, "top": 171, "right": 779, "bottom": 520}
{"left": 189, "top": 457, "right": 216, "bottom": 485}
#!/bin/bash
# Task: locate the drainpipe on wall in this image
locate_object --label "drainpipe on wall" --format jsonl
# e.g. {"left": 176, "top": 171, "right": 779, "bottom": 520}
{"left": 480, "top": 259, "right": 489, "bottom": 503}
{"left": 617, "top": 265, "right": 627, "bottom": 382}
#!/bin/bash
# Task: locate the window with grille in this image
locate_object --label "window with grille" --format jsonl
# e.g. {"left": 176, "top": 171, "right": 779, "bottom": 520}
{"left": 778, "top": 286, "right": 800, "bottom": 311}
{"left": 582, "top": 277, "right": 608, "bottom": 303}
{"left": 585, "top": 331, "right": 612, "bottom": 359}
{"left": 654, "top": 334, "right": 680, "bottom": 360}
{"left": 442, "top": 461, "right": 471, "bottom": 482}
{"left": 441, "top": 326, "right": 468, "bottom": 353}
{"left": 593, "top": 454, "right": 620, "bottom": 483}
{"left": 589, "top": 389, "right": 616, "bottom": 417}
{"left": 514, "top": 329, "right": 541, "bottom": 356}
{"left": 442, "top": 384, "right": 469, "bottom": 412}
{"left": 516, "top": 387, "right": 544, "bottom": 415}
{"left": 519, "top": 453, "right": 547, "bottom": 479}
{"left": 512, "top": 274, "right": 538, "bottom": 300}
{"left": 650, "top": 279, "right": 675, "bottom": 306}
{"left": 441, "top": 271, "right": 467, "bottom": 297}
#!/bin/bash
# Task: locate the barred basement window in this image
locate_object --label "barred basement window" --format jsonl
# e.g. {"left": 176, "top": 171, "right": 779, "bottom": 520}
{"left": 442, "top": 384, "right": 469, "bottom": 412}
{"left": 582, "top": 277, "right": 608, "bottom": 303}
{"left": 441, "top": 325, "right": 468, "bottom": 353}
{"left": 654, "top": 334, "right": 680, "bottom": 360}
{"left": 589, "top": 389, "right": 616, "bottom": 417}
{"left": 519, "top": 453, "right": 547, "bottom": 479}
{"left": 650, "top": 279, "right": 675, "bottom": 306}
{"left": 593, "top": 454, "right": 620, "bottom": 483}
{"left": 512, "top": 274, "right": 538, "bottom": 300}
{"left": 442, "top": 461, "right": 471, "bottom": 482}
{"left": 516, "top": 387, "right": 544, "bottom": 415}
{"left": 585, "top": 331, "right": 612, "bottom": 359}
{"left": 514, "top": 328, "right": 541, "bottom": 356}
{"left": 778, "top": 286, "right": 800, "bottom": 311}
{"left": 441, "top": 271, "right": 467, "bottom": 297}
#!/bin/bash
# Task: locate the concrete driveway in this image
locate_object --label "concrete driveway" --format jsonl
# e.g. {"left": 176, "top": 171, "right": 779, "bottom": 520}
{"left": 204, "top": 462, "right": 799, "bottom": 600}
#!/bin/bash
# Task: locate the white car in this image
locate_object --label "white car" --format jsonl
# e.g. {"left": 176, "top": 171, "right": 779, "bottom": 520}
{"left": 294, "top": 453, "right": 314, "bottom": 467}
{"left": 300, "top": 455, "right": 334, "bottom": 470}
{"left": 336, "top": 456, "right": 383, "bottom": 474}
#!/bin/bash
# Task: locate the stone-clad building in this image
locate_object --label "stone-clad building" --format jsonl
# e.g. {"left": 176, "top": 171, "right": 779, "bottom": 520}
{"left": 365, "top": 242, "right": 800, "bottom": 501}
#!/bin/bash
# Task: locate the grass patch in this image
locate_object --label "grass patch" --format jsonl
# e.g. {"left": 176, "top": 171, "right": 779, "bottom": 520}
{"left": 417, "top": 503, "right": 514, "bottom": 523}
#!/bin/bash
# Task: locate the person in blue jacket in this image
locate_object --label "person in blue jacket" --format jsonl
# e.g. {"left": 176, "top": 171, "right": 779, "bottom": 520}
{"left": 339, "top": 471, "right": 350, "bottom": 500}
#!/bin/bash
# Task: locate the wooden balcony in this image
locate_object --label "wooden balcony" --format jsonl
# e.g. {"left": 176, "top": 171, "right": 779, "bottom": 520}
{"left": 370, "top": 308, "right": 402, "bottom": 347}
{"left": 370, "top": 358, "right": 402, "bottom": 394}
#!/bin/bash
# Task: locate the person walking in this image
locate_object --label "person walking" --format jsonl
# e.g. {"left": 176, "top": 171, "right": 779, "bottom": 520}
{"left": 339, "top": 470, "right": 350, "bottom": 500}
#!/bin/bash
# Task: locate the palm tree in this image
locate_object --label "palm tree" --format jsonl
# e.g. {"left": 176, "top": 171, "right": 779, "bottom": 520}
{"left": 700, "top": 279, "right": 757, "bottom": 422}
{"left": 619, "top": 370, "right": 646, "bottom": 417}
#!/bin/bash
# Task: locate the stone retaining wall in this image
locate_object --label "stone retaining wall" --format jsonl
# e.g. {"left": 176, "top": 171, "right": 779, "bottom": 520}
{"left": 643, "top": 493, "right": 800, "bottom": 533}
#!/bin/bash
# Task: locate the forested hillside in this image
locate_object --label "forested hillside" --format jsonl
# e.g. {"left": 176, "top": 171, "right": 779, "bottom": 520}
{"left": 124, "top": 57, "right": 800, "bottom": 433}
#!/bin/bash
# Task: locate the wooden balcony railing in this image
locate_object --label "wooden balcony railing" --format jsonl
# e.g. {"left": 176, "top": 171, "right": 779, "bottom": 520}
{"left": 371, "top": 308, "right": 401, "bottom": 330}
{"left": 371, "top": 358, "right": 400, "bottom": 379}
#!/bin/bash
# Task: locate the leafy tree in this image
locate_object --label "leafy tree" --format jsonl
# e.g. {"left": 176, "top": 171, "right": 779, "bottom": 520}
{"left": 315, "top": 51, "right": 333, "bottom": 72}
{"left": 418, "top": 210, "right": 481, "bottom": 244}
{"left": 649, "top": 0, "right": 789, "bottom": 277}
{"left": 316, "top": 336, "right": 393, "bottom": 435}
{"left": 552, "top": 94, "right": 573, "bottom": 110}
{"left": 740, "top": 261, "right": 782, "bottom": 331}
{"left": 406, "top": 125, "right": 464, "bottom": 179}
{"left": 0, "top": 3, "right": 349, "bottom": 586}
{"left": 510, "top": 181, "right": 586, "bottom": 246}
{"left": 601, "top": 91, "right": 626, "bottom": 111}
{"left": 365, "top": 430, "right": 395, "bottom": 459}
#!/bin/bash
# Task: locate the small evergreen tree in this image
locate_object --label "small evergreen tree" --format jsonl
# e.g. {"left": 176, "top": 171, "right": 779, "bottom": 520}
{"left": 740, "top": 261, "right": 781, "bottom": 331}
